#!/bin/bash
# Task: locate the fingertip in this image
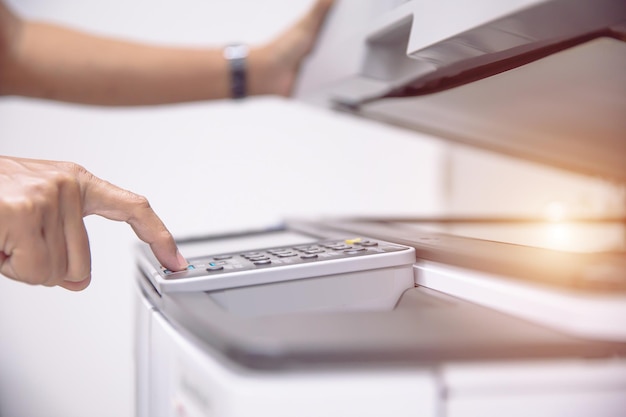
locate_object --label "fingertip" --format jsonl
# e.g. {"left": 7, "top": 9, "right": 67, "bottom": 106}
{"left": 60, "top": 275, "right": 92, "bottom": 291}
{"left": 152, "top": 244, "right": 188, "bottom": 272}
{"left": 176, "top": 250, "right": 189, "bottom": 270}
{"left": 164, "top": 249, "right": 188, "bottom": 272}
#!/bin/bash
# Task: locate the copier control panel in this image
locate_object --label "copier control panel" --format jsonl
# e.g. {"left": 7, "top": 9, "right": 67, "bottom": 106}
{"left": 137, "top": 235, "right": 416, "bottom": 294}
{"left": 165, "top": 237, "right": 405, "bottom": 276}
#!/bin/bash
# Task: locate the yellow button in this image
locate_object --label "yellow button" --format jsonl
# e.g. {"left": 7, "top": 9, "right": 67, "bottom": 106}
{"left": 345, "top": 238, "right": 362, "bottom": 244}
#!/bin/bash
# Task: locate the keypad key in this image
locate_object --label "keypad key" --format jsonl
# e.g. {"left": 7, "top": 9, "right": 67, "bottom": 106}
{"left": 206, "top": 265, "right": 224, "bottom": 272}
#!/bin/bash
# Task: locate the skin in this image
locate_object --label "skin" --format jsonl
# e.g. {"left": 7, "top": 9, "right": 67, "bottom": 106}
{"left": 0, "top": 0, "right": 335, "bottom": 104}
{"left": 0, "top": 0, "right": 335, "bottom": 290}
{"left": 0, "top": 156, "right": 188, "bottom": 291}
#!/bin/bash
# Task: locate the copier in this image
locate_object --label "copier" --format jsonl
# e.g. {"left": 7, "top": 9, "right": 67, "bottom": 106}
{"left": 135, "top": 1, "right": 626, "bottom": 416}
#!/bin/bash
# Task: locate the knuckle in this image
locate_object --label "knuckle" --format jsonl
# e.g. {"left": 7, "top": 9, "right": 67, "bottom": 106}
{"left": 27, "top": 181, "right": 56, "bottom": 213}
{"left": 52, "top": 168, "right": 76, "bottom": 186}
{"left": 118, "top": 191, "right": 150, "bottom": 222}
{"left": 57, "top": 161, "right": 87, "bottom": 181}
{"left": 57, "top": 161, "right": 93, "bottom": 185}
{"left": 128, "top": 193, "right": 152, "bottom": 216}
{"left": 132, "top": 193, "right": 151, "bottom": 208}
{"left": 54, "top": 169, "right": 81, "bottom": 196}
{"left": 10, "top": 191, "right": 46, "bottom": 218}
{"left": 57, "top": 160, "right": 85, "bottom": 175}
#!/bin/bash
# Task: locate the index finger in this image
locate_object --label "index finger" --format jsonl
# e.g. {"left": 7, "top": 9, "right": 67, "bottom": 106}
{"left": 80, "top": 173, "right": 188, "bottom": 272}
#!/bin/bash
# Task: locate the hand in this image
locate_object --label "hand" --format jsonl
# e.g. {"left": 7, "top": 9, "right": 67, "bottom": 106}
{"left": 0, "top": 155, "right": 188, "bottom": 291}
{"left": 249, "top": 0, "right": 335, "bottom": 97}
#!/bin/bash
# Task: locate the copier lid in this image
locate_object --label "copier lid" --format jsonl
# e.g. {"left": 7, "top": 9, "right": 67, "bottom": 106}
{"left": 326, "top": 0, "right": 626, "bottom": 183}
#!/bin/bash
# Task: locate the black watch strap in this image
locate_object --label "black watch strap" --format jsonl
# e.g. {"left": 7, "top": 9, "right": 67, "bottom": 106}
{"left": 223, "top": 44, "right": 249, "bottom": 99}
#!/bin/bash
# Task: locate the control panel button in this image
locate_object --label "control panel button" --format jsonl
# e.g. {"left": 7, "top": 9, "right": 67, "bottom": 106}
{"left": 206, "top": 265, "right": 224, "bottom": 272}
{"left": 277, "top": 253, "right": 298, "bottom": 258}
{"left": 248, "top": 256, "right": 270, "bottom": 261}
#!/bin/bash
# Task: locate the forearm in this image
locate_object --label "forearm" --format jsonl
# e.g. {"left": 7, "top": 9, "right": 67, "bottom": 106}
{"left": 0, "top": 20, "right": 236, "bottom": 105}
{"left": 0, "top": 0, "right": 334, "bottom": 105}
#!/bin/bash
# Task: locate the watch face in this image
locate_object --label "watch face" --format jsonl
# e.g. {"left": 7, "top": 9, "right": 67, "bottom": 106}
{"left": 224, "top": 44, "right": 249, "bottom": 60}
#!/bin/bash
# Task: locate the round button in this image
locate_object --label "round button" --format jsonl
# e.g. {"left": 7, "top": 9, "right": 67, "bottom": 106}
{"left": 253, "top": 259, "right": 272, "bottom": 265}
{"left": 269, "top": 249, "right": 290, "bottom": 254}
{"left": 332, "top": 245, "right": 351, "bottom": 250}
{"left": 301, "top": 254, "right": 318, "bottom": 259}
{"left": 248, "top": 256, "right": 270, "bottom": 262}
{"left": 304, "top": 249, "right": 324, "bottom": 254}
{"left": 242, "top": 252, "right": 264, "bottom": 258}
{"left": 206, "top": 265, "right": 224, "bottom": 272}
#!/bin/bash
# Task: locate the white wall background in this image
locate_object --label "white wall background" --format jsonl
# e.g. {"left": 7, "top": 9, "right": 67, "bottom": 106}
{"left": 0, "top": 2, "right": 445, "bottom": 417}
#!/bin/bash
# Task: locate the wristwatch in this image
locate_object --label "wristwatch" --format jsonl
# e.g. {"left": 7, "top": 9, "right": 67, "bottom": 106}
{"left": 223, "top": 44, "right": 249, "bottom": 99}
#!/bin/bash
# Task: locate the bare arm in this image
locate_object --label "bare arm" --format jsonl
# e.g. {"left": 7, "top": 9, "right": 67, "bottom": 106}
{"left": 0, "top": 0, "right": 334, "bottom": 105}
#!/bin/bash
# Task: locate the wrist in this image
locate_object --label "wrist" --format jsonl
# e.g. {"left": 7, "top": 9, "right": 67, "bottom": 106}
{"left": 246, "top": 46, "right": 273, "bottom": 96}
{"left": 234, "top": 45, "right": 294, "bottom": 98}
{"left": 247, "top": 42, "right": 297, "bottom": 97}
{"left": 223, "top": 43, "right": 249, "bottom": 99}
